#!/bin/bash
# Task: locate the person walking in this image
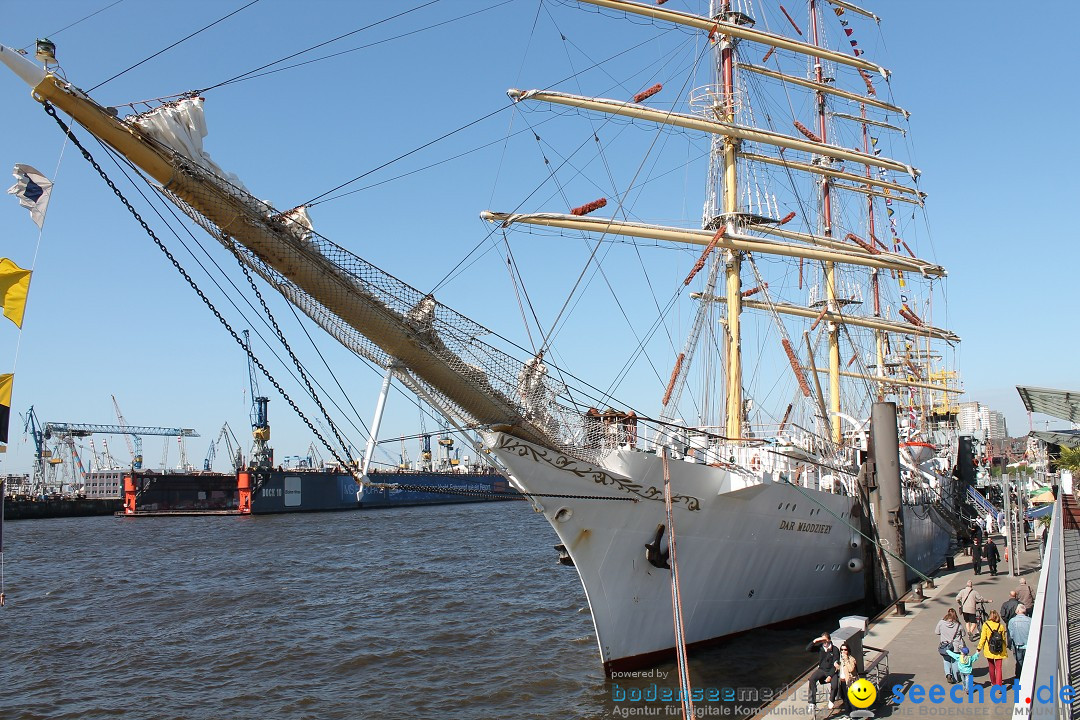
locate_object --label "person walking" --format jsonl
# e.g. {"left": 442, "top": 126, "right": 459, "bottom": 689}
{"left": 935, "top": 608, "right": 964, "bottom": 683}
{"left": 1016, "top": 577, "right": 1035, "bottom": 610}
{"left": 977, "top": 610, "right": 1009, "bottom": 687}
{"left": 984, "top": 537, "right": 1001, "bottom": 576}
{"left": 972, "top": 537, "right": 983, "bottom": 575}
{"left": 1008, "top": 605, "right": 1031, "bottom": 679}
{"left": 805, "top": 632, "right": 841, "bottom": 711}
{"left": 1001, "top": 591, "right": 1020, "bottom": 627}
{"left": 957, "top": 580, "right": 986, "bottom": 641}
{"left": 945, "top": 646, "right": 980, "bottom": 697}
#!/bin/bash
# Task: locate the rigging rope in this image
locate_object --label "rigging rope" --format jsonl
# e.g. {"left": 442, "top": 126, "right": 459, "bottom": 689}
{"left": 88, "top": 0, "right": 261, "bottom": 93}
{"left": 229, "top": 246, "right": 355, "bottom": 462}
{"left": 197, "top": 0, "right": 441, "bottom": 93}
{"left": 39, "top": 106, "right": 661, "bottom": 503}
{"left": 42, "top": 102, "right": 359, "bottom": 481}
{"left": 19, "top": 0, "right": 125, "bottom": 54}
{"left": 97, "top": 138, "right": 382, "bottom": 457}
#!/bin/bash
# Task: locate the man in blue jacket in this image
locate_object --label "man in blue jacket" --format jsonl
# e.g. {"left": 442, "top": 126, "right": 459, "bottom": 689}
{"left": 1008, "top": 605, "right": 1031, "bottom": 678}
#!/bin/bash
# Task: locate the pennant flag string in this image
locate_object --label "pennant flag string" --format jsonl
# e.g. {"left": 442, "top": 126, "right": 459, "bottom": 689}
{"left": 831, "top": 8, "right": 869, "bottom": 62}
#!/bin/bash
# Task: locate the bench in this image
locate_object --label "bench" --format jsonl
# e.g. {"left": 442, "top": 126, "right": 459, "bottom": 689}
{"left": 808, "top": 646, "right": 889, "bottom": 715}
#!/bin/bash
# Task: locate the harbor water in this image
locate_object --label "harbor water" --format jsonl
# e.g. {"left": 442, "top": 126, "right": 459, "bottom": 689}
{"left": 0, "top": 502, "right": 853, "bottom": 719}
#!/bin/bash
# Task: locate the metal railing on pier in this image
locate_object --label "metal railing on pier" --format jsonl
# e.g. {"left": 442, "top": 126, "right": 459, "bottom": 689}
{"left": 1013, "top": 494, "right": 1075, "bottom": 719}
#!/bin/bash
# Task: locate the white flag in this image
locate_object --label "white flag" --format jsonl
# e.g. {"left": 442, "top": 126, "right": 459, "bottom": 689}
{"left": 7, "top": 163, "right": 53, "bottom": 230}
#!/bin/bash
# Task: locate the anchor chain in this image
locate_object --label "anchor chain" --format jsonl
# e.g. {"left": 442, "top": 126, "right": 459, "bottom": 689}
{"left": 228, "top": 243, "right": 355, "bottom": 462}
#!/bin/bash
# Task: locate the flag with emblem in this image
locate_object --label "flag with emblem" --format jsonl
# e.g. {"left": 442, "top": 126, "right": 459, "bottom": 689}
{"left": 7, "top": 164, "right": 53, "bottom": 230}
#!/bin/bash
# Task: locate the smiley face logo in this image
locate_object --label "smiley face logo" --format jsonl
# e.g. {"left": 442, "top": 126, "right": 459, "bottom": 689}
{"left": 847, "top": 678, "right": 876, "bottom": 708}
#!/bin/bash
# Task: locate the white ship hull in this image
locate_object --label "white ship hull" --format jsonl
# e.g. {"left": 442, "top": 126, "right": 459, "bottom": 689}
{"left": 489, "top": 432, "right": 866, "bottom": 671}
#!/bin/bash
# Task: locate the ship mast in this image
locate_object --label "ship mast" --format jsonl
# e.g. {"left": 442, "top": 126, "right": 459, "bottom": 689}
{"left": 717, "top": 0, "right": 743, "bottom": 439}
{"left": 863, "top": 103, "right": 886, "bottom": 401}
{"left": 809, "top": 0, "right": 842, "bottom": 445}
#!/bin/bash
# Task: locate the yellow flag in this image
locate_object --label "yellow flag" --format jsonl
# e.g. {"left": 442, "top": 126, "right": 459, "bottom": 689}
{"left": 0, "top": 258, "right": 31, "bottom": 328}
{"left": 0, "top": 373, "right": 11, "bottom": 444}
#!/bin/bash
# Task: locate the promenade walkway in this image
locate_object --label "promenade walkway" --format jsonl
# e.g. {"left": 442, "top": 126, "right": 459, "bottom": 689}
{"left": 756, "top": 532, "right": 1043, "bottom": 719}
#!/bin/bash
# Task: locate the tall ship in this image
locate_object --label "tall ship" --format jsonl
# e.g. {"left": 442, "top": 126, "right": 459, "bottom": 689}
{"left": 1, "top": 0, "right": 961, "bottom": 672}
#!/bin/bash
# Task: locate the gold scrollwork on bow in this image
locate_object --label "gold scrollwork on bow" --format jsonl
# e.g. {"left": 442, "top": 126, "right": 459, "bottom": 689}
{"left": 496, "top": 436, "right": 701, "bottom": 511}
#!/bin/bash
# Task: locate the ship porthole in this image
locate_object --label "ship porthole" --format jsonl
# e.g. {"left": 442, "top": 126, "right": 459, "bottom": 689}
{"left": 554, "top": 507, "right": 573, "bottom": 523}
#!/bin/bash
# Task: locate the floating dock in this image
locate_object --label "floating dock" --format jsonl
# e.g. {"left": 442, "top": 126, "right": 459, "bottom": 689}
{"left": 117, "top": 467, "right": 516, "bottom": 516}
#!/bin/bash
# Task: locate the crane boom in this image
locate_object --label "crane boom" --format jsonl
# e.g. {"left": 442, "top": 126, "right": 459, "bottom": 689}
{"left": 112, "top": 395, "right": 141, "bottom": 469}
{"left": 242, "top": 330, "right": 272, "bottom": 468}
{"left": 43, "top": 422, "right": 199, "bottom": 437}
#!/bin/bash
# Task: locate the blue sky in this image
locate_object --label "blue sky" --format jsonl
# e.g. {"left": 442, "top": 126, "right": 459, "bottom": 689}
{"left": 0, "top": 0, "right": 1076, "bottom": 477}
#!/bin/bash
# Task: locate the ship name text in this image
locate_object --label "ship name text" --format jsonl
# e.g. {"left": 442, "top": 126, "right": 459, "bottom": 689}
{"left": 778, "top": 520, "right": 832, "bottom": 534}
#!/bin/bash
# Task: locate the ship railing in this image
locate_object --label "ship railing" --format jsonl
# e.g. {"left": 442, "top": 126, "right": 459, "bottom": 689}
{"left": 860, "top": 645, "right": 890, "bottom": 693}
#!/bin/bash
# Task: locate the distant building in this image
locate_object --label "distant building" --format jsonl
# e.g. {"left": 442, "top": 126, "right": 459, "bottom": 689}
{"left": 958, "top": 402, "right": 1008, "bottom": 440}
{"left": 83, "top": 470, "right": 126, "bottom": 499}
{"left": 2, "top": 473, "right": 31, "bottom": 495}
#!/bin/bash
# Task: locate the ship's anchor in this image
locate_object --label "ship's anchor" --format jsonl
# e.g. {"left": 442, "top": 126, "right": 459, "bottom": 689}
{"left": 644, "top": 524, "right": 671, "bottom": 570}
{"left": 554, "top": 543, "right": 575, "bottom": 566}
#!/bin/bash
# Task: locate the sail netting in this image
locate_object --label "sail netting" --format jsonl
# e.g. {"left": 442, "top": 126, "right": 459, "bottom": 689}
{"left": 150, "top": 148, "right": 629, "bottom": 464}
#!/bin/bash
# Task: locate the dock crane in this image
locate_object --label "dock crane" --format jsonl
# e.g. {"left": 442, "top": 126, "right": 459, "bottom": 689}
{"left": 101, "top": 438, "right": 115, "bottom": 470}
{"left": 203, "top": 439, "right": 216, "bottom": 471}
{"left": 242, "top": 330, "right": 272, "bottom": 469}
{"left": 43, "top": 422, "right": 199, "bottom": 477}
{"left": 112, "top": 395, "right": 142, "bottom": 469}
{"left": 204, "top": 422, "right": 243, "bottom": 471}
{"left": 306, "top": 442, "right": 324, "bottom": 470}
{"left": 23, "top": 405, "right": 53, "bottom": 495}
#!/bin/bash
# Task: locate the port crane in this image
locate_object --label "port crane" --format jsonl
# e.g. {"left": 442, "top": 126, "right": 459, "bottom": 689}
{"left": 23, "top": 406, "right": 53, "bottom": 494}
{"left": 42, "top": 422, "right": 200, "bottom": 477}
{"left": 203, "top": 422, "right": 243, "bottom": 471}
{"left": 242, "top": 330, "right": 272, "bottom": 469}
{"left": 111, "top": 395, "right": 142, "bottom": 469}
{"left": 306, "top": 442, "right": 324, "bottom": 470}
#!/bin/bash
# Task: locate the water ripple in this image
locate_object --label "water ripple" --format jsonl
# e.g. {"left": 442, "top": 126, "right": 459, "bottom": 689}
{"left": 0, "top": 503, "right": 847, "bottom": 719}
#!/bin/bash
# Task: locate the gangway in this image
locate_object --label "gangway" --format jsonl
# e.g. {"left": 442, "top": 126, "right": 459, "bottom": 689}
{"left": 967, "top": 486, "right": 996, "bottom": 517}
